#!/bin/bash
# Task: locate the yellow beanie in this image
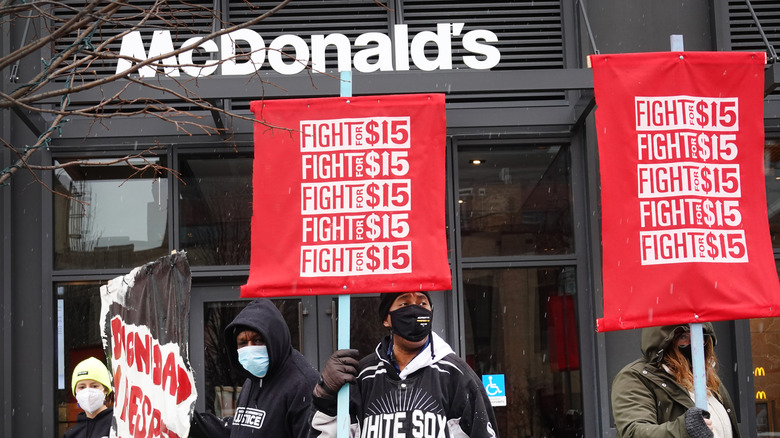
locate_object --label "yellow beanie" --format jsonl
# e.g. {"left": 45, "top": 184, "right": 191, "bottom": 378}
{"left": 71, "top": 357, "right": 112, "bottom": 396}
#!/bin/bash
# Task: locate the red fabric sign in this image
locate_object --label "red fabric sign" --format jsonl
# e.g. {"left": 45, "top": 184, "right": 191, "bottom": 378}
{"left": 593, "top": 51, "right": 780, "bottom": 332}
{"left": 241, "top": 94, "right": 451, "bottom": 297}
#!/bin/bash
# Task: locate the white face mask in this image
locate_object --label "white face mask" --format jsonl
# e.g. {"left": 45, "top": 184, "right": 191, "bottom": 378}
{"left": 76, "top": 387, "right": 106, "bottom": 414}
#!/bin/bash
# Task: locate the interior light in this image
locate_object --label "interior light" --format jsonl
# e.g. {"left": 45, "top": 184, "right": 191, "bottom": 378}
{"left": 470, "top": 159, "right": 485, "bottom": 165}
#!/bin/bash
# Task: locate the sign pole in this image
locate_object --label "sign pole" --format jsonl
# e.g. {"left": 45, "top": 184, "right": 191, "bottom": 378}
{"left": 337, "top": 70, "right": 352, "bottom": 438}
{"left": 669, "top": 33, "right": 708, "bottom": 411}
{"left": 689, "top": 322, "right": 708, "bottom": 409}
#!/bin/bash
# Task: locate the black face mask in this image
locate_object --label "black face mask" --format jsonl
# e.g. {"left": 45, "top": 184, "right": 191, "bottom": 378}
{"left": 389, "top": 305, "right": 433, "bottom": 342}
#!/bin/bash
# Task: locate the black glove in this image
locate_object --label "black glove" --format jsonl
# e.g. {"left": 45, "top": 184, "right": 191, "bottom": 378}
{"left": 684, "top": 406, "right": 713, "bottom": 438}
{"left": 317, "top": 349, "right": 360, "bottom": 398}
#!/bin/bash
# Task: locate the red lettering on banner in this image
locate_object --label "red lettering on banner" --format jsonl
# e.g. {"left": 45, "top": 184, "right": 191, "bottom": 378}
{"left": 111, "top": 317, "right": 193, "bottom": 402}
{"left": 128, "top": 384, "right": 143, "bottom": 435}
{"left": 162, "top": 353, "right": 178, "bottom": 399}
{"left": 176, "top": 366, "right": 192, "bottom": 404}
{"left": 135, "top": 332, "right": 151, "bottom": 374}
{"left": 112, "top": 317, "right": 125, "bottom": 360}
{"left": 116, "top": 365, "right": 127, "bottom": 421}
{"left": 119, "top": 379, "right": 183, "bottom": 438}
{"left": 153, "top": 344, "right": 162, "bottom": 385}
{"left": 127, "top": 330, "right": 135, "bottom": 368}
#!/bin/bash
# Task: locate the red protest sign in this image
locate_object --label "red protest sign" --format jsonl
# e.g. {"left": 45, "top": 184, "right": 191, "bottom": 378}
{"left": 241, "top": 94, "right": 451, "bottom": 297}
{"left": 593, "top": 51, "right": 780, "bottom": 332}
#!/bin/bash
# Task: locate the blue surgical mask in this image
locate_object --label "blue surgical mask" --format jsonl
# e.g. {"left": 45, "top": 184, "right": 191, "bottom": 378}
{"left": 238, "top": 345, "right": 270, "bottom": 378}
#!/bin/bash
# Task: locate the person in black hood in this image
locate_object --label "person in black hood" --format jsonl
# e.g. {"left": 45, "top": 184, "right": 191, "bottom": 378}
{"left": 190, "top": 298, "right": 319, "bottom": 438}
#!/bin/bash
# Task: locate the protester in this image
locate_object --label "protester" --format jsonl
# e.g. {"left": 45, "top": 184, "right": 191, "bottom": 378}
{"left": 190, "top": 298, "right": 319, "bottom": 438}
{"left": 611, "top": 323, "right": 740, "bottom": 438}
{"left": 310, "top": 291, "right": 499, "bottom": 437}
{"left": 62, "top": 357, "right": 113, "bottom": 438}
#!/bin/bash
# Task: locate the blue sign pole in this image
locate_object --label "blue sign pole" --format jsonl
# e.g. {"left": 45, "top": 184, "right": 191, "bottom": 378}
{"left": 690, "top": 322, "right": 708, "bottom": 409}
{"left": 669, "top": 33, "right": 708, "bottom": 412}
{"left": 337, "top": 70, "right": 352, "bottom": 438}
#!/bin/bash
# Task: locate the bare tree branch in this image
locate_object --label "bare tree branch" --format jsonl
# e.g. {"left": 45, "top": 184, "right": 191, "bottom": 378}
{"left": 1, "top": 0, "right": 299, "bottom": 188}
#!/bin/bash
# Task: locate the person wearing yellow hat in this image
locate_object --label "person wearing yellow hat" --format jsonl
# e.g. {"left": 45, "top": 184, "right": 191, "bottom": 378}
{"left": 62, "top": 357, "right": 113, "bottom": 438}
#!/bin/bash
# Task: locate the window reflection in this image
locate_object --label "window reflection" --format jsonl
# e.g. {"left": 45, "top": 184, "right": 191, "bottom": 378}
{"left": 53, "top": 158, "right": 169, "bottom": 269}
{"left": 458, "top": 144, "right": 574, "bottom": 257}
{"left": 463, "top": 267, "right": 582, "bottom": 437}
{"left": 179, "top": 154, "right": 252, "bottom": 266}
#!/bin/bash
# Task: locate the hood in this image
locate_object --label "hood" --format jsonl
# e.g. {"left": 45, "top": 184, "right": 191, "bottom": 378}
{"left": 374, "top": 332, "right": 455, "bottom": 380}
{"left": 640, "top": 322, "right": 716, "bottom": 365}
{"left": 225, "top": 298, "right": 292, "bottom": 380}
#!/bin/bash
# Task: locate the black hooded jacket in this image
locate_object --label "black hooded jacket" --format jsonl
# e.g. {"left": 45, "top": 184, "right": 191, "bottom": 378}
{"left": 62, "top": 407, "right": 113, "bottom": 438}
{"left": 191, "top": 299, "right": 318, "bottom": 438}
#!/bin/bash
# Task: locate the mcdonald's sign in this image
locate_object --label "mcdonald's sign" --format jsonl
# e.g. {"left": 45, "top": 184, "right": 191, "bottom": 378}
{"left": 757, "top": 391, "right": 768, "bottom": 400}
{"left": 755, "top": 367, "right": 767, "bottom": 377}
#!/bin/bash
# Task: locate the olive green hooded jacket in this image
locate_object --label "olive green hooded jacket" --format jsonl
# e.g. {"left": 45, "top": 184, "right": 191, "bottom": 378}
{"left": 610, "top": 324, "right": 741, "bottom": 438}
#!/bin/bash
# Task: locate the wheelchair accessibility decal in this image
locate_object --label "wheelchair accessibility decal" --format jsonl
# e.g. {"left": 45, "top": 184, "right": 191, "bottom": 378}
{"left": 482, "top": 374, "right": 506, "bottom": 407}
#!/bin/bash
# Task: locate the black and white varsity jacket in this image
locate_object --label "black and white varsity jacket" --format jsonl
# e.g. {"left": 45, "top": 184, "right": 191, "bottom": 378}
{"left": 310, "top": 332, "right": 499, "bottom": 438}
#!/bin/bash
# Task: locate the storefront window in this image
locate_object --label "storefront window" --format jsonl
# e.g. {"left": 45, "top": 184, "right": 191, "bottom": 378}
{"left": 458, "top": 144, "right": 574, "bottom": 257}
{"left": 463, "top": 266, "right": 582, "bottom": 437}
{"left": 751, "top": 260, "right": 780, "bottom": 435}
{"left": 53, "top": 158, "right": 169, "bottom": 270}
{"left": 179, "top": 154, "right": 252, "bottom": 266}
{"left": 753, "top": 315, "right": 780, "bottom": 435}
{"left": 766, "top": 139, "right": 780, "bottom": 248}
{"left": 54, "top": 282, "right": 109, "bottom": 437}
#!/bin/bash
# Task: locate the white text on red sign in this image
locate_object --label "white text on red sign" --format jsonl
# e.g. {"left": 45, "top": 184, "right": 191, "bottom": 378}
{"left": 301, "top": 150, "right": 409, "bottom": 180}
{"left": 639, "top": 199, "right": 742, "bottom": 228}
{"left": 300, "top": 117, "right": 411, "bottom": 150}
{"left": 635, "top": 96, "right": 739, "bottom": 131}
{"left": 301, "top": 179, "right": 411, "bottom": 214}
{"left": 639, "top": 229, "right": 748, "bottom": 265}
{"left": 300, "top": 242, "right": 412, "bottom": 276}
{"left": 637, "top": 132, "right": 737, "bottom": 161}
{"left": 637, "top": 162, "right": 741, "bottom": 198}
{"left": 302, "top": 213, "right": 410, "bottom": 243}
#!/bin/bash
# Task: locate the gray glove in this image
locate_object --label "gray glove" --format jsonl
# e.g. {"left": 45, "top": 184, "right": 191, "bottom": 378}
{"left": 317, "top": 349, "right": 360, "bottom": 398}
{"left": 684, "top": 406, "right": 713, "bottom": 438}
